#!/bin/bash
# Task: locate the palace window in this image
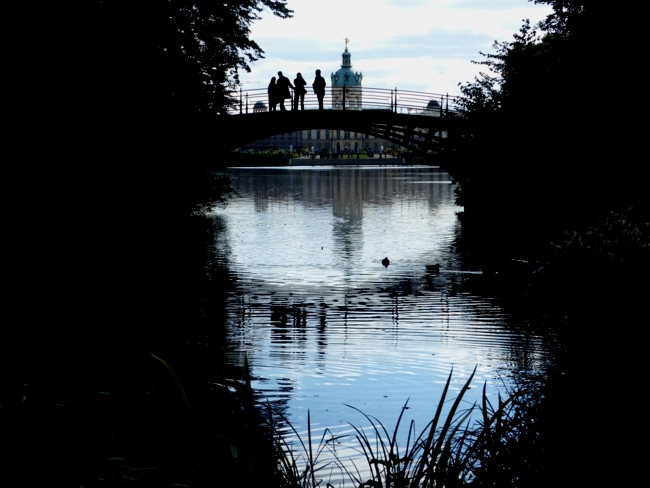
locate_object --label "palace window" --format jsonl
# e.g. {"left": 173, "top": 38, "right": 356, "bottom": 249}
{"left": 307, "top": 130, "right": 312, "bottom": 140}
{"left": 316, "top": 130, "right": 321, "bottom": 140}
{"left": 344, "top": 130, "right": 350, "bottom": 139}
{"left": 326, "top": 130, "right": 330, "bottom": 139}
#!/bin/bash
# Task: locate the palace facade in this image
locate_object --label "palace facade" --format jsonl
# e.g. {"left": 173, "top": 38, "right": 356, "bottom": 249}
{"left": 302, "top": 44, "right": 391, "bottom": 154}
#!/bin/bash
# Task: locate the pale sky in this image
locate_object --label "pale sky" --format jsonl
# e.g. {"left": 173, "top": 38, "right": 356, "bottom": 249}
{"left": 245, "top": 0, "right": 552, "bottom": 96}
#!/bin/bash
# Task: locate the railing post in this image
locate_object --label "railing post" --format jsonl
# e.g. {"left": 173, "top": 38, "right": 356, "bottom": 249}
{"left": 239, "top": 88, "right": 242, "bottom": 115}
{"left": 246, "top": 93, "right": 249, "bottom": 114}
{"left": 439, "top": 95, "right": 444, "bottom": 138}
{"left": 390, "top": 89, "right": 393, "bottom": 112}
{"left": 394, "top": 87, "right": 398, "bottom": 113}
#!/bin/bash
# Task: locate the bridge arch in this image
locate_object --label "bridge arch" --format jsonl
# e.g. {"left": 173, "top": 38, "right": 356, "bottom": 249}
{"left": 217, "top": 110, "right": 461, "bottom": 156}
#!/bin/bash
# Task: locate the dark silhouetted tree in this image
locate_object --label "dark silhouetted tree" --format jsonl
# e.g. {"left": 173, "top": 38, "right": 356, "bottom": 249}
{"left": 451, "top": 0, "right": 641, "bottom": 258}
{"left": 6, "top": 2, "right": 295, "bottom": 401}
{"left": 94, "top": 1, "right": 292, "bottom": 126}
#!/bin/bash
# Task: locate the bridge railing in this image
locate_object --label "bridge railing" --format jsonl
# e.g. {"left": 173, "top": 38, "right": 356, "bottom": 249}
{"left": 229, "top": 86, "right": 463, "bottom": 116}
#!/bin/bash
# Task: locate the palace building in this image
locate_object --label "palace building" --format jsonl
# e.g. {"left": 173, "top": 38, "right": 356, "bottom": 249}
{"left": 302, "top": 41, "right": 391, "bottom": 154}
{"left": 331, "top": 44, "right": 362, "bottom": 110}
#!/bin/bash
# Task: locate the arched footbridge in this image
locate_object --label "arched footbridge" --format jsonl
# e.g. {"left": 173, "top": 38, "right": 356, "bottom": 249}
{"left": 218, "top": 87, "right": 465, "bottom": 154}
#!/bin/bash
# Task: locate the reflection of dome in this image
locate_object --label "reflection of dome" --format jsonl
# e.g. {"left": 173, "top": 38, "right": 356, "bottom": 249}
{"left": 253, "top": 100, "right": 267, "bottom": 113}
{"left": 331, "top": 47, "right": 362, "bottom": 87}
{"left": 427, "top": 99, "right": 440, "bottom": 109}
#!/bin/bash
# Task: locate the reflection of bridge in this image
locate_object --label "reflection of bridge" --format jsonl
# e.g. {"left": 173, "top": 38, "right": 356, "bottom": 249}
{"left": 218, "top": 87, "right": 465, "bottom": 154}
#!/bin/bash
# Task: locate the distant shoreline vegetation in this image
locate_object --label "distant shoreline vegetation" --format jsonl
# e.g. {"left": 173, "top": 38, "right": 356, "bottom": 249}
{"left": 221, "top": 149, "right": 438, "bottom": 168}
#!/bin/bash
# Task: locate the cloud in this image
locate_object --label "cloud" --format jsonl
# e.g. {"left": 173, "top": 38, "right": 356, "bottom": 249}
{"left": 247, "top": 54, "right": 485, "bottom": 96}
{"left": 386, "top": 0, "right": 431, "bottom": 7}
{"left": 384, "top": 0, "right": 548, "bottom": 13}
{"left": 356, "top": 29, "right": 493, "bottom": 61}
{"left": 452, "top": 0, "right": 544, "bottom": 10}
{"left": 257, "top": 27, "right": 493, "bottom": 69}
{"left": 243, "top": 0, "right": 553, "bottom": 94}
{"left": 257, "top": 38, "right": 342, "bottom": 63}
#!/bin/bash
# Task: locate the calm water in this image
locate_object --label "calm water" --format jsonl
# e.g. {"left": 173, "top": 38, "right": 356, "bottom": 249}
{"left": 211, "top": 165, "right": 551, "bottom": 480}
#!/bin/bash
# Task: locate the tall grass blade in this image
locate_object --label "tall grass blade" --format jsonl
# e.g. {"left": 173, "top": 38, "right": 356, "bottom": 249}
{"left": 389, "top": 398, "right": 410, "bottom": 462}
{"left": 150, "top": 352, "right": 192, "bottom": 412}
{"left": 307, "top": 410, "right": 317, "bottom": 488}
{"left": 269, "top": 406, "right": 345, "bottom": 487}
{"left": 411, "top": 367, "right": 453, "bottom": 484}
{"left": 344, "top": 404, "right": 397, "bottom": 486}
{"left": 412, "top": 366, "right": 476, "bottom": 486}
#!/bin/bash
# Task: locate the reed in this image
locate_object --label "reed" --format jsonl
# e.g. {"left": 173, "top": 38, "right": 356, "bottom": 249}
{"left": 94, "top": 355, "right": 547, "bottom": 487}
{"left": 342, "top": 367, "right": 480, "bottom": 487}
{"left": 267, "top": 366, "right": 537, "bottom": 487}
{"left": 268, "top": 403, "right": 347, "bottom": 488}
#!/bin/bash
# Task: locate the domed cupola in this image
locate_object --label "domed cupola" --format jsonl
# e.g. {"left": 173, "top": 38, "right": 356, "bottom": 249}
{"left": 423, "top": 99, "right": 443, "bottom": 117}
{"left": 341, "top": 47, "right": 352, "bottom": 68}
{"left": 331, "top": 44, "right": 362, "bottom": 88}
{"left": 331, "top": 40, "right": 363, "bottom": 110}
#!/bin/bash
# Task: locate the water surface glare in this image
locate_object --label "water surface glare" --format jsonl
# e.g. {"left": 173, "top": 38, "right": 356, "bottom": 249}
{"left": 212, "top": 166, "right": 549, "bottom": 478}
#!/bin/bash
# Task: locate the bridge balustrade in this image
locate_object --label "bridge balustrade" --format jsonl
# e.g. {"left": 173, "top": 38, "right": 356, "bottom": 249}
{"left": 230, "top": 86, "right": 462, "bottom": 116}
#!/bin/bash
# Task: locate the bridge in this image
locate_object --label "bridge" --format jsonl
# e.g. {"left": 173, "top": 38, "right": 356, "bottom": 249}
{"left": 218, "top": 87, "right": 465, "bottom": 154}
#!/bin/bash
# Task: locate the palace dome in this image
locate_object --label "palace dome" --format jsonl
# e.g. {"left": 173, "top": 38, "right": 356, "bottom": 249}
{"left": 331, "top": 47, "right": 362, "bottom": 88}
{"left": 253, "top": 100, "right": 267, "bottom": 113}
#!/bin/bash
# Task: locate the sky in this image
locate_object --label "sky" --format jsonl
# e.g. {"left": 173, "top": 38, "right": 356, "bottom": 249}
{"left": 245, "top": 0, "right": 552, "bottom": 96}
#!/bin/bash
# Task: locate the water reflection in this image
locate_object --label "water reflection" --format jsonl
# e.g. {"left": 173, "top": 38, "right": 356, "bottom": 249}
{"left": 212, "top": 166, "right": 551, "bottom": 469}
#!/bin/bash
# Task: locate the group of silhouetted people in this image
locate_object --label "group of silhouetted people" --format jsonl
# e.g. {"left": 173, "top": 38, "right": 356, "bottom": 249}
{"left": 268, "top": 70, "right": 326, "bottom": 112}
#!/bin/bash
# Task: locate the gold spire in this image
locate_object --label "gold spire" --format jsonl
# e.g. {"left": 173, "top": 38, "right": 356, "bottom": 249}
{"left": 345, "top": 37, "right": 350, "bottom": 49}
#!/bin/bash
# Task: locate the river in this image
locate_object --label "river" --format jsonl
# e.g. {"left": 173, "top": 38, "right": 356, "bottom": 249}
{"left": 210, "top": 164, "right": 554, "bottom": 483}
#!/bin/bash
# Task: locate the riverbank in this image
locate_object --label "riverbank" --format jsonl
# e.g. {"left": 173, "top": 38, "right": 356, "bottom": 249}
{"left": 216, "top": 152, "right": 410, "bottom": 169}
{"left": 289, "top": 157, "right": 405, "bottom": 166}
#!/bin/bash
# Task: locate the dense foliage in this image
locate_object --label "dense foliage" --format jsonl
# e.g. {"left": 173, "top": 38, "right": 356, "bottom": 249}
{"left": 87, "top": 2, "right": 297, "bottom": 219}
{"left": 6, "top": 4, "right": 297, "bottom": 485}
{"left": 449, "top": 8, "right": 645, "bottom": 485}
{"left": 97, "top": 1, "right": 292, "bottom": 118}
{"left": 449, "top": 1, "right": 641, "bottom": 259}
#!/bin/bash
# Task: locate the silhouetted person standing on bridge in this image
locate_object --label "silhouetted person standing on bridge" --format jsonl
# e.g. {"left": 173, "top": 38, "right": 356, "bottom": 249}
{"left": 268, "top": 77, "right": 278, "bottom": 112}
{"left": 312, "top": 70, "right": 326, "bottom": 110}
{"left": 293, "top": 73, "right": 307, "bottom": 111}
{"left": 277, "top": 71, "right": 294, "bottom": 112}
